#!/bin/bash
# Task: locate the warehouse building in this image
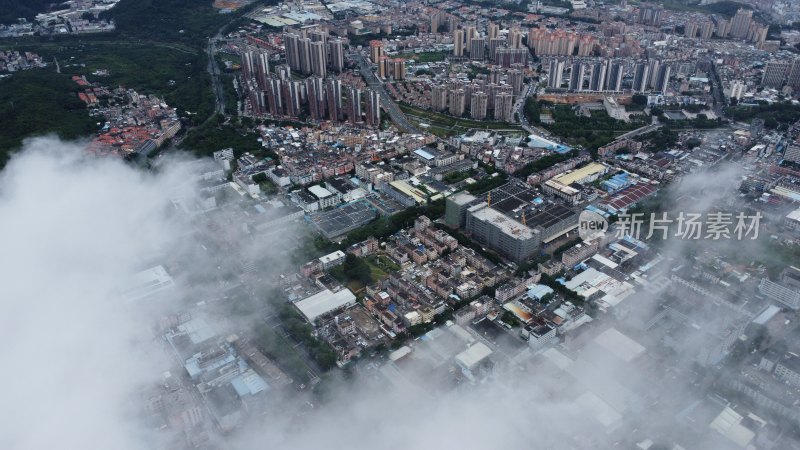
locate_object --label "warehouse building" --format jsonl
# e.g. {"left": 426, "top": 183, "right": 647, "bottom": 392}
{"left": 294, "top": 288, "right": 357, "bottom": 323}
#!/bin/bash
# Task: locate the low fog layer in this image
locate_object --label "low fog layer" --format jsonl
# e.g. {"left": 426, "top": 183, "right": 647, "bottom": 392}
{"left": 0, "top": 138, "right": 794, "bottom": 450}
{"left": 0, "top": 138, "right": 192, "bottom": 449}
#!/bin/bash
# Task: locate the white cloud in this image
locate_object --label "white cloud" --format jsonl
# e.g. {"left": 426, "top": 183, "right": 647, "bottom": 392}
{"left": 0, "top": 138, "right": 187, "bottom": 450}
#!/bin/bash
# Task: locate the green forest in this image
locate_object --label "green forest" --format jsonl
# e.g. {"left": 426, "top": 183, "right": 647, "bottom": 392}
{"left": 0, "top": 70, "right": 97, "bottom": 165}
{"left": 100, "top": 0, "right": 228, "bottom": 47}
{"left": 0, "top": 0, "right": 59, "bottom": 23}
{"left": 525, "top": 98, "right": 647, "bottom": 150}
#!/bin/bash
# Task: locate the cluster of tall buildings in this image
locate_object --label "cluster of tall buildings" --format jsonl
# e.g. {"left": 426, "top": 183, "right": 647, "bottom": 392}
{"left": 547, "top": 58, "right": 624, "bottom": 92}
{"left": 546, "top": 58, "right": 670, "bottom": 94}
{"left": 452, "top": 24, "right": 528, "bottom": 66}
{"left": 683, "top": 21, "right": 716, "bottom": 40}
{"left": 632, "top": 60, "right": 672, "bottom": 94}
{"left": 761, "top": 57, "right": 800, "bottom": 90}
{"left": 429, "top": 9, "right": 458, "bottom": 35}
{"left": 714, "top": 8, "right": 769, "bottom": 44}
{"left": 369, "top": 41, "right": 407, "bottom": 80}
{"left": 241, "top": 48, "right": 271, "bottom": 92}
{"left": 240, "top": 29, "right": 378, "bottom": 126}
{"left": 430, "top": 66, "right": 522, "bottom": 121}
{"left": 242, "top": 61, "right": 379, "bottom": 126}
{"left": 283, "top": 30, "right": 345, "bottom": 79}
{"left": 527, "top": 29, "right": 596, "bottom": 57}
{"left": 636, "top": 3, "right": 664, "bottom": 26}
{"left": 679, "top": 8, "right": 767, "bottom": 44}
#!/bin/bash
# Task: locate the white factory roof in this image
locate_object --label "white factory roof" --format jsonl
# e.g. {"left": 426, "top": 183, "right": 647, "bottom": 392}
{"left": 709, "top": 407, "right": 756, "bottom": 448}
{"left": 389, "top": 346, "right": 412, "bottom": 361}
{"left": 176, "top": 317, "right": 216, "bottom": 345}
{"left": 591, "top": 253, "right": 619, "bottom": 269}
{"left": 295, "top": 288, "right": 356, "bottom": 322}
{"left": 593, "top": 328, "right": 645, "bottom": 362}
{"left": 120, "top": 265, "right": 174, "bottom": 300}
{"left": 575, "top": 391, "right": 623, "bottom": 428}
{"left": 455, "top": 342, "right": 493, "bottom": 370}
{"left": 469, "top": 204, "right": 534, "bottom": 239}
{"left": 309, "top": 185, "right": 334, "bottom": 199}
{"left": 413, "top": 148, "right": 436, "bottom": 160}
{"left": 786, "top": 207, "right": 800, "bottom": 223}
{"left": 752, "top": 305, "right": 780, "bottom": 325}
{"left": 527, "top": 284, "right": 554, "bottom": 300}
{"left": 542, "top": 347, "right": 574, "bottom": 370}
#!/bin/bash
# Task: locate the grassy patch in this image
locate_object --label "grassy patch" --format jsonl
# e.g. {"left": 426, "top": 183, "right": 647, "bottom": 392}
{"left": 661, "top": 0, "right": 750, "bottom": 17}
{"left": 397, "top": 51, "right": 447, "bottom": 63}
{"left": 443, "top": 169, "right": 477, "bottom": 184}
{"left": 399, "top": 103, "right": 523, "bottom": 136}
{"left": 258, "top": 178, "right": 278, "bottom": 195}
{"left": 365, "top": 257, "right": 393, "bottom": 281}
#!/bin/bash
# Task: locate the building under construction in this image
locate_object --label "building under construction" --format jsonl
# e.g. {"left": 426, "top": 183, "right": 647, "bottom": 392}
{"left": 446, "top": 182, "right": 578, "bottom": 262}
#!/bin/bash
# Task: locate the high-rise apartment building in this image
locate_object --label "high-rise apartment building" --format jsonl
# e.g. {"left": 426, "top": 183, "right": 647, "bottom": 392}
{"left": 365, "top": 89, "right": 381, "bottom": 127}
{"left": 470, "top": 91, "right": 488, "bottom": 120}
{"left": 348, "top": 86, "right": 362, "bottom": 123}
{"left": 469, "top": 37, "right": 486, "bottom": 61}
{"left": 453, "top": 29, "right": 465, "bottom": 57}
{"left": 730, "top": 8, "right": 753, "bottom": 39}
{"left": 310, "top": 41, "right": 327, "bottom": 78}
{"left": 326, "top": 78, "right": 342, "bottom": 122}
{"left": 570, "top": 61, "right": 586, "bottom": 91}
{"left": 606, "top": 61, "right": 624, "bottom": 92}
{"left": 762, "top": 60, "right": 790, "bottom": 88}
{"left": 448, "top": 89, "right": 466, "bottom": 116}
{"left": 329, "top": 38, "right": 344, "bottom": 72}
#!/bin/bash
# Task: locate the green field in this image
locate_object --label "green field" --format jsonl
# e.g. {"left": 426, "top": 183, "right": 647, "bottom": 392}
{"left": 0, "top": 69, "right": 98, "bottom": 165}
{"left": 397, "top": 51, "right": 448, "bottom": 63}
{"left": 399, "top": 103, "right": 524, "bottom": 137}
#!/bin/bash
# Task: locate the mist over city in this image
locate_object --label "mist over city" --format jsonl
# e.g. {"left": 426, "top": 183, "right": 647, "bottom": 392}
{"left": 3, "top": 0, "right": 800, "bottom": 449}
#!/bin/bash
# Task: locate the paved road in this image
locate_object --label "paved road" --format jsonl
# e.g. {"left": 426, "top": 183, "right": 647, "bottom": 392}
{"left": 516, "top": 84, "right": 556, "bottom": 138}
{"left": 207, "top": 33, "right": 226, "bottom": 118}
{"left": 514, "top": 83, "right": 537, "bottom": 134}
{"left": 351, "top": 52, "right": 420, "bottom": 134}
{"left": 615, "top": 122, "right": 662, "bottom": 141}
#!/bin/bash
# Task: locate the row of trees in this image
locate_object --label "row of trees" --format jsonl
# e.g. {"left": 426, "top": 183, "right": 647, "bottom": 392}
{"left": 727, "top": 102, "right": 800, "bottom": 130}
{"left": 277, "top": 304, "right": 338, "bottom": 370}
{"left": 330, "top": 254, "right": 373, "bottom": 286}
{"left": 515, "top": 150, "right": 579, "bottom": 178}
